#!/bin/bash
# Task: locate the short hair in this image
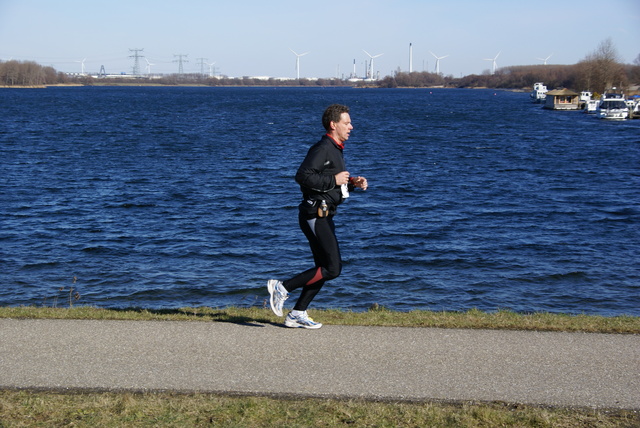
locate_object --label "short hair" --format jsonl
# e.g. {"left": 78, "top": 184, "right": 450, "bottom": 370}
{"left": 322, "top": 104, "right": 350, "bottom": 131}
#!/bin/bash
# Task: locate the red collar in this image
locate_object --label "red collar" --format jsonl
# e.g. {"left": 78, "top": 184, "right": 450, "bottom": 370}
{"left": 326, "top": 133, "right": 344, "bottom": 150}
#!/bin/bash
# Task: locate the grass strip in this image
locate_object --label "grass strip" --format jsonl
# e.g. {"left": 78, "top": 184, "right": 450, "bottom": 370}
{"left": 0, "top": 306, "right": 638, "bottom": 334}
{"left": 0, "top": 390, "right": 638, "bottom": 428}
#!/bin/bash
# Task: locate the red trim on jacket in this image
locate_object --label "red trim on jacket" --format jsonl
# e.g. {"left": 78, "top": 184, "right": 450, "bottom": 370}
{"left": 325, "top": 133, "right": 344, "bottom": 150}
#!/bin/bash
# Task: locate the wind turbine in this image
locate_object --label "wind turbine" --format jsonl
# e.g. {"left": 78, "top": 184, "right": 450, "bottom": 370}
{"left": 145, "top": 58, "right": 155, "bottom": 75}
{"left": 409, "top": 43, "right": 413, "bottom": 73}
{"left": 363, "top": 50, "right": 383, "bottom": 80}
{"left": 206, "top": 62, "right": 216, "bottom": 77}
{"left": 75, "top": 58, "right": 86, "bottom": 75}
{"left": 537, "top": 53, "right": 553, "bottom": 65}
{"left": 290, "top": 49, "right": 309, "bottom": 79}
{"left": 429, "top": 51, "right": 449, "bottom": 75}
{"left": 483, "top": 51, "right": 500, "bottom": 74}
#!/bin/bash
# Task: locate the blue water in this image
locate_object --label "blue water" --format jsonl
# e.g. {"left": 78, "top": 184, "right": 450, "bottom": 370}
{"left": 1, "top": 86, "right": 639, "bottom": 316}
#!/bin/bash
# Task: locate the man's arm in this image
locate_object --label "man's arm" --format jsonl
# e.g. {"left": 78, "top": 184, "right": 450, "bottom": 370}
{"left": 295, "top": 144, "right": 336, "bottom": 193}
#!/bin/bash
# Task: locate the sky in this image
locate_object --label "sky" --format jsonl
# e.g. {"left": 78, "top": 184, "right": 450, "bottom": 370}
{"left": 1, "top": 0, "right": 639, "bottom": 79}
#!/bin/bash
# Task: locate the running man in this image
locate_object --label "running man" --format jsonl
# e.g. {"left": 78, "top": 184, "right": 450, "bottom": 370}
{"left": 267, "top": 104, "right": 368, "bottom": 329}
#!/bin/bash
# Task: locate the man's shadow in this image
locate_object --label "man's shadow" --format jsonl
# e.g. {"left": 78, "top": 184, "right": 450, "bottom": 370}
{"left": 109, "top": 307, "right": 282, "bottom": 328}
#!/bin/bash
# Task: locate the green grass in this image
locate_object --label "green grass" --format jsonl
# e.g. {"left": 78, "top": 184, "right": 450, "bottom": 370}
{"left": 1, "top": 305, "right": 638, "bottom": 334}
{"left": 1, "top": 306, "right": 638, "bottom": 427}
{"left": 0, "top": 390, "right": 637, "bottom": 427}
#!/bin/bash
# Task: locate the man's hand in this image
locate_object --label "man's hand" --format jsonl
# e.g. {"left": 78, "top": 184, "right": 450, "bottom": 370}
{"left": 335, "top": 171, "right": 350, "bottom": 186}
{"left": 351, "top": 176, "right": 368, "bottom": 190}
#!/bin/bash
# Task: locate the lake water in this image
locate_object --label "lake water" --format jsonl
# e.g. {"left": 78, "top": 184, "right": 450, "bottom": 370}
{"left": 1, "top": 86, "right": 638, "bottom": 316}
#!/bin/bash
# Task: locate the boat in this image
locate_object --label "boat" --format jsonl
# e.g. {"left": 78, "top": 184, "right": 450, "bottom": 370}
{"left": 543, "top": 88, "right": 581, "bottom": 110}
{"left": 579, "top": 91, "right": 592, "bottom": 109}
{"left": 585, "top": 99, "right": 599, "bottom": 114}
{"left": 530, "top": 82, "right": 547, "bottom": 103}
{"left": 629, "top": 98, "right": 640, "bottom": 119}
{"left": 597, "top": 92, "right": 629, "bottom": 120}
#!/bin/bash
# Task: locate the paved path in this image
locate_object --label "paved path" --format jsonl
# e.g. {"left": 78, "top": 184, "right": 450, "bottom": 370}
{"left": 0, "top": 319, "right": 638, "bottom": 409}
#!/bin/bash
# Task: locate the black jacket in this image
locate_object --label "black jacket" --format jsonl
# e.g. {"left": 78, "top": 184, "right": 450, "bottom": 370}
{"left": 295, "top": 135, "right": 354, "bottom": 217}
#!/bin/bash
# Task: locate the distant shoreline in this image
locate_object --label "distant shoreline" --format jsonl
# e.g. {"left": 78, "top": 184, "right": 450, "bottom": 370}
{"left": 1, "top": 84, "right": 83, "bottom": 89}
{"left": 1, "top": 83, "right": 526, "bottom": 91}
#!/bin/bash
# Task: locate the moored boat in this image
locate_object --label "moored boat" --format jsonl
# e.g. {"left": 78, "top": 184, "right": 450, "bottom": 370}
{"left": 543, "top": 88, "right": 581, "bottom": 110}
{"left": 597, "top": 92, "right": 629, "bottom": 120}
{"left": 585, "top": 99, "right": 599, "bottom": 114}
{"left": 530, "top": 82, "right": 547, "bottom": 103}
{"left": 629, "top": 98, "right": 640, "bottom": 119}
{"left": 579, "top": 91, "right": 592, "bottom": 109}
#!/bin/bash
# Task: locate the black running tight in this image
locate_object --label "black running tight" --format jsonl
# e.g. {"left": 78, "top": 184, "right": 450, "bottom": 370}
{"left": 282, "top": 212, "right": 342, "bottom": 311}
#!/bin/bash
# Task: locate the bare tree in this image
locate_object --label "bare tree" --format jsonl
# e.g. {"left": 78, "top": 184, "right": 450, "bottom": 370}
{"left": 577, "top": 38, "right": 627, "bottom": 93}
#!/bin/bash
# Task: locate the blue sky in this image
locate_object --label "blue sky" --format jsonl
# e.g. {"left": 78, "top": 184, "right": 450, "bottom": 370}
{"left": 1, "top": 0, "right": 638, "bottom": 78}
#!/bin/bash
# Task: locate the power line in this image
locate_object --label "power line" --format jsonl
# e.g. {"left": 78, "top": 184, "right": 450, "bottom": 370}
{"left": 129, "top": 48, "right": 144, "bottom": 76}
{"left": 173, "top": 54, "right": 188, "bottom": 74}
{"left": 196, "top": 57, "right": 208, "bottom": 76}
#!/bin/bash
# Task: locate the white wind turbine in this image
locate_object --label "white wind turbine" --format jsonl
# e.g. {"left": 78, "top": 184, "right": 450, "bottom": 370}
{"left": 290, "top": 49, "right": 309, "bottom": 79}
{"left": 483, "top": 51, "right": 501, "bottom": 74}
{"left": 363, "top": 50, "right": 383, "bottom": 80}
{"left": 206, "top": 62, "right": 216, "bottom": 77}
{"left": 537, "top": 53, "right": 553, "bottom": 65}
{"left": 145, "top": 58, "right": 155, "bottom": 75}
{"left": 75, "top": 58, "right": 86, "bottom": 75}
{"left": 409, "top": 43, "right": 413, "bottom": 73}
{"left": 429, "top": 51, "right": 449, "bottom": 75}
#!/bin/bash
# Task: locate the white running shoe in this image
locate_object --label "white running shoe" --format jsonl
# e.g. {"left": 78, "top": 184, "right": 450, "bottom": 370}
{"left": 267, "top": 279, "right": 288, "bottom": 317}
{"left": 284, "top": 311, "right": 323, "bottom": 329}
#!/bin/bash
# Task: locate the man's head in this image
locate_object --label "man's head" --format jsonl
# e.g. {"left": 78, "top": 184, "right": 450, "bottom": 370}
{"left": 322, "top": 104, "right": 353, "bottom": 144}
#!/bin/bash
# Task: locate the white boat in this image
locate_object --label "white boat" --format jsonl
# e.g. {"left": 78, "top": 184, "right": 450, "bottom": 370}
{"left": 629, "top": 98, "right": 640, "bottom": 119}
{"left": 597, "top": 92, "right": 629, "bottom": 120}
{"left": 585, "top": 99, "right": 599, "bottom": 114}
{"left": 530, "top": 82, "right": 547, "bottom": 103}
{"left": 579, "top": 90, "right": 593, "bottom": 110}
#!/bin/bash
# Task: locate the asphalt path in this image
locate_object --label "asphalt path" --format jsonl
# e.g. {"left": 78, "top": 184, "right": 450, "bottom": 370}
{"left": 0, "top": 318, "right": 638, "bottom": 409}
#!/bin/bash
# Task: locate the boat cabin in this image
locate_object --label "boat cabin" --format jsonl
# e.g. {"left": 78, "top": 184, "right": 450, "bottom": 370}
{"left": 543, "top": 88, "right": 581, "bottom": 110}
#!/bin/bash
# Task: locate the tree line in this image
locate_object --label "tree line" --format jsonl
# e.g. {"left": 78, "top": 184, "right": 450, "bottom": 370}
{"left": 0, "top": 60, "right": 71, "bottom": 86}
{"left": 2, "top": 39, "right": 638, "bottom": 93}
{"left": 382, "top": 40, "right": 640, "bottom": 94}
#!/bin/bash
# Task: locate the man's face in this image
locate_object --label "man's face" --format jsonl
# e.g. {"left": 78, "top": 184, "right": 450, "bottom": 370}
{"left": 331, "top": 112, "right": 353, "bottom": 143}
